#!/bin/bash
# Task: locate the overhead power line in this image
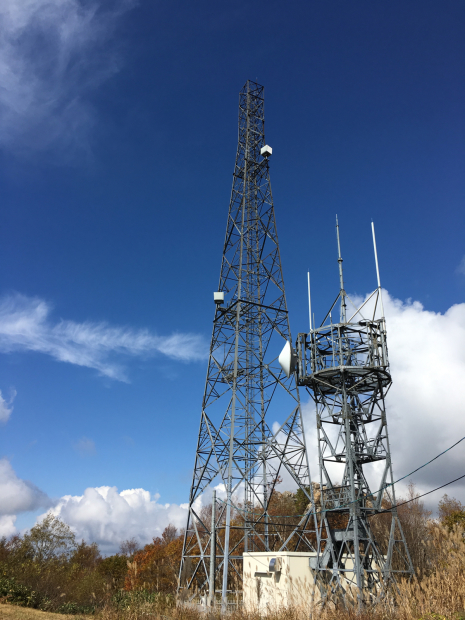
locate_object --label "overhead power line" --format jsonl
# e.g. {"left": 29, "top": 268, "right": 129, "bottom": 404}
{"left": 216, "top": 435, "right": 465, "bottom": 522}
{"left": 369, "top": 473, "right": 465, "bottom": 518}
{"left": 217, "top": 473, "right": 465, "bottom": 530}
{"left": 392, "top": 436, "right": 465, "bottom": 487}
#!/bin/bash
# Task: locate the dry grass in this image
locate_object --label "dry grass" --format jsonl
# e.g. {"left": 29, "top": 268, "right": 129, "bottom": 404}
{"left": 3, "top": 524, "right": 465, "bottom": 620}
{"left": 0, "top": 604, "right": 91, "bottom": 620}
{"left": 394, "top": 525, "right": 465, "bottom": 620}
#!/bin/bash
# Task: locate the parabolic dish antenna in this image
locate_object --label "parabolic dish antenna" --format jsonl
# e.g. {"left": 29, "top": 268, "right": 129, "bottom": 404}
{"left": 278, "top": 340, "right": 296, "bottom": 378}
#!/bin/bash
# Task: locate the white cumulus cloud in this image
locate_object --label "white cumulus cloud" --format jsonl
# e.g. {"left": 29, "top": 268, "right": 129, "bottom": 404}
{"left": 383, "top": 293, "right": 465, "bottom": 493}
{"left": 0, "top": 460, "right": 224, "bottom": 552}
{"left": 0, "top": 515, "right": 17, "bottom": 538}
{"left": 46, "top": 486, "right": 190, "bottom": 555}
{"left": 0, "top": 293, "right": 208, "bottom": 380}
{"left": 0, "top": 0, "right": 136, "bottom": 157}
{"left": 0, "top": 458, "right": 51, "bottom": 517}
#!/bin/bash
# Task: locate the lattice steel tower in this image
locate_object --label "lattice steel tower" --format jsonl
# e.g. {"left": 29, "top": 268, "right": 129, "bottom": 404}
{"left": 293, "top": 220, "right": 414, "bottom": 605}
{"left": 179, "top": 81, "right": 318, "bottom": 606}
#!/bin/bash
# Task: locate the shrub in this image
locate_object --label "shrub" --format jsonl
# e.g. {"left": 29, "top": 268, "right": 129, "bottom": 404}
{"left": 0, "top": 575, "right": 45, "bottom": 608}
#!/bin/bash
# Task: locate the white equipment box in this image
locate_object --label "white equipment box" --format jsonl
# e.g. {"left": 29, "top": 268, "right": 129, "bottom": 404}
{"left": 243, "top": 551, "right": 319, "bottom": 613}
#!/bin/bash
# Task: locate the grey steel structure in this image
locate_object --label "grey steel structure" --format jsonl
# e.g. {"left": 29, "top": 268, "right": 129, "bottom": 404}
{"left": 179, "top": 80, "right": 318, "bottom": 606}
{"left": 294, "top": 220, "right": 414, "bottom": 605}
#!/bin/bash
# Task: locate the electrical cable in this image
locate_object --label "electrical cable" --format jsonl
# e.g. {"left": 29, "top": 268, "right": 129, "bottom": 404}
{"left": 367, "top": 473, "right": 465, "bottom": 518}
{"left": 214, "top": 435, "right": 465, "bottom": 523}
{"left": 388, "top": 436, "right": 465, "bottom": 487}
{"left": 213, "top": 473, "right": 465, "bottom": 531}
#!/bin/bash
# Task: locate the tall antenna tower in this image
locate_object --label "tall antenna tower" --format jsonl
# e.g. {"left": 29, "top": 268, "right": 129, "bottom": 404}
{"left": 293, "top": 220, "right": 414, "bottom": 605}
{"left": 179, "top": 81, "right": 318, "bottom": 607}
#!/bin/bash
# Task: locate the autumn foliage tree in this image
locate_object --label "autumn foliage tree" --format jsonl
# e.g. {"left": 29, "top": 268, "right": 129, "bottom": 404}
{"left": 124, "top": 525, "right": 183, "bottom": 593}
{"left": 438, "top": 494, "right": 465, "bottom": 531}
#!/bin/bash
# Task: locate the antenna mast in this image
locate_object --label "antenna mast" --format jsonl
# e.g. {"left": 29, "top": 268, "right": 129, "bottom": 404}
{"left": 294, "top": 223, "right": 413, "bottom": 606}
{"left": 372, "top": 221, "right": 385, "bottom": 318}
{"left": 307, "top": 272, "right": 312, "bottom": 331}
{"left": 336, "top": 215, "right": 347, "bottom": 322}
{"left": 179, "top": 81, "right": 318, "bottom": 609}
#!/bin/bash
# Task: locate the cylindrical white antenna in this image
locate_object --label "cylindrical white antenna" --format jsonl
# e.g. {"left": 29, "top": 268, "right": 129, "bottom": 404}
{"left": 371, "top": 221, "right": 385, "bottom": 318}
{"left": 307, "top": 271, "right": 312, "bottom": 332}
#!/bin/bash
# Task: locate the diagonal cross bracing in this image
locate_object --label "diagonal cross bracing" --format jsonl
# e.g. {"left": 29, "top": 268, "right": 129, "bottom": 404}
{"left": 179, "top": 81, "right": 318, "bottom": 607}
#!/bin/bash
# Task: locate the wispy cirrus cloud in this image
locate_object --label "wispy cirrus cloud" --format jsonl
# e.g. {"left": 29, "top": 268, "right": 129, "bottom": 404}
{"left": 456, "top": 255, "right": 465, "bottom": 276}
{"left": 0, "top": 293, "right": 207, "bottom": 381}
{"left": 74, "top": 436, "right": 96, "bottom": 456}
{"left": 0, "top": 0, "right": 136, "bottom": 158}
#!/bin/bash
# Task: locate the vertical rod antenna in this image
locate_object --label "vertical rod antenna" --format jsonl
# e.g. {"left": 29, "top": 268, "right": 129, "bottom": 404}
{"left": 307, "top": 271, "right": 312, "bottom": 332}
{"left": 336, "top": 215, "right": 347, "bottom": 322}
{"left": 371, "top": 221, "right": 385, "bottom": 318}
{"left": 209, "top": 489, "right": 216, "bottom": 607}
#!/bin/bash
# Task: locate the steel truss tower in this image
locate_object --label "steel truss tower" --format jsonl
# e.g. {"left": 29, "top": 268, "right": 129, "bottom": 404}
{"left": 294, "top": 220, "right": 414, "bottom": 606}
{"left": 179, "top": 81, "right": 318, "bottom": 607}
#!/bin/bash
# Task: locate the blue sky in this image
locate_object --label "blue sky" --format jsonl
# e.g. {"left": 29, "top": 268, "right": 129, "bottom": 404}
{"left": 0, "top": 0, "right": 464, "bottom": 551}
